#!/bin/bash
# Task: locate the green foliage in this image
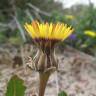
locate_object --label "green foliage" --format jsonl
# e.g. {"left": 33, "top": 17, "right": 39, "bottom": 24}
{"left": 8, "top": 36, "right": 23, "bottom": 45}
{"left": 58, "top": 91, "right": 68, "bottom": 96}
{"left": 0, "top": 0, "right": 64, "bottom": 44}
{"left": 0, "top": 0, "right": 96, "bottom": 55}
{"left": 61, "top": 3, "right": 96, "bottom": 55}
{"left": 5, "top": 75, "right": 26, "bottom": 96}
{"left": 0, "top": 32, "right": 7, "bottom": 43}
{"left": 27, "top": 0, "right": 63, "bottom": 12}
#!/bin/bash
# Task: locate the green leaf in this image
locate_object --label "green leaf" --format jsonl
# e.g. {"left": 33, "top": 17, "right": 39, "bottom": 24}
{"left": 58, "top": 91, "right": 68, "bottom": 96}
{"left": 5, "top": 75, "right": 26, "bottom": 96}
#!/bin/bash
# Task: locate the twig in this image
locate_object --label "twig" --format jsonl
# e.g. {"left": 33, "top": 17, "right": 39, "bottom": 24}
{"left": 10, "top": 0, "right": 27, "bottom": 42}
{"left": 0, "top": 23, "right": 8, "bottom": 27}
{"left": 33, "top": 11, "right": 43, "bottom": 22}
{"left": 55, "top": 71, "right": 59, "bottom": 96}
{"left": 0, "top": 28, "right": 8, "bottom": 32}
{"left": 25, "top": 9, "right": 34, "bottom": 21}
{"left": 13, "top": 16, "right": 26, "bottom": 42}
{"left": 0, "top": 19, "right": 17, "bottom": 31}
{"left": 20, "top": 45, "right": 26, "bottom": 71}
{"left": 10, "top": 0, "right": 27, "bottom": 74}
{"left": 27, "top": 3, "right": 51, "bottom": 17}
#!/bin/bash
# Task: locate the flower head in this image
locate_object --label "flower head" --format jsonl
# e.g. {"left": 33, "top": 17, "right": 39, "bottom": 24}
{"left": 84, "top": 30, "right": 96, "bottom": 37}
{"left": 24, "top": 21, "right": 74, "bottom": 54}
{"left": 65, "top": 15, "right": 75, "bottom": 20}
{"left": 69, "top": 34, "right": 76, "bottom": 40}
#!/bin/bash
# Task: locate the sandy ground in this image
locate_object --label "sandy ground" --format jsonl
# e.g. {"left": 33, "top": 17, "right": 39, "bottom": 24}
{"left": 0, "top": 46, "right": 96, "bottom": 96}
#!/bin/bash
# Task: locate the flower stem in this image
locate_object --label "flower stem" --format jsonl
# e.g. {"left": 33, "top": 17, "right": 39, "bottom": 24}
{"left": 39, "top": 71, "right": 51, "bottom": 96}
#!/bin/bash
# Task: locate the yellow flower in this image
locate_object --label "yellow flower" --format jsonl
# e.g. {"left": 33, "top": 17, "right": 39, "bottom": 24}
{"left": 24, "top": 20, "right": 73, "bottom": 40}
{"left": 24, "top": 20, "right": 74, "bottom": 54}
{"left": 65, "top": 15, "right": 75, "bottom": 20}
{"left": 84, "top": 30, "right": 96, "bottom": 37}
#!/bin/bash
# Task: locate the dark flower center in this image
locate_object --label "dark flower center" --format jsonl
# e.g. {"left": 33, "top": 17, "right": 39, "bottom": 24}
{"left": 33, "top": 38, "right": 60, "bottom": 55}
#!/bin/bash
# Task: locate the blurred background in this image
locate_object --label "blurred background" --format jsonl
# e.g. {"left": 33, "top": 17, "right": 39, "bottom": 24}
{"left": 0, "top": 0, "right": 96, "bottom": 96}
{"left": 0, "top": 0, "right": 96, "bottom": 56}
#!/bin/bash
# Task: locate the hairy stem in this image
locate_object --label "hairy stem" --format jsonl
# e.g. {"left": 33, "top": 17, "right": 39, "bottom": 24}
{"left": 39, "top": 71, "right": 51, "bottom": 96}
